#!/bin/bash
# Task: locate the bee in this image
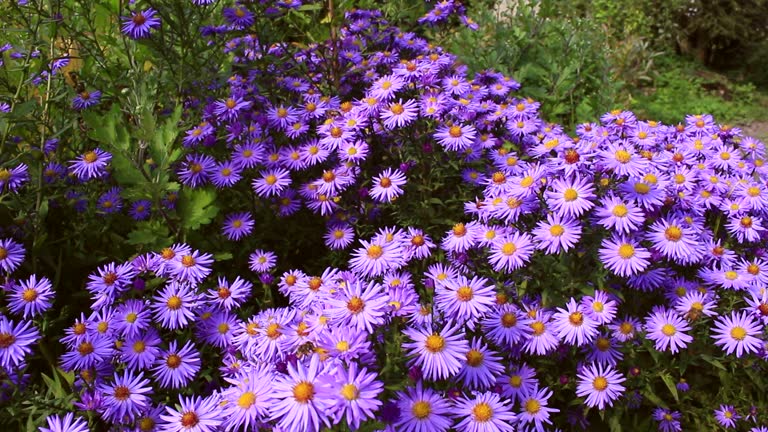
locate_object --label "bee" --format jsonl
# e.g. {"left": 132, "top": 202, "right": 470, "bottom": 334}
{"left": 296, "top": 341, "right": 316, "bottom": 357}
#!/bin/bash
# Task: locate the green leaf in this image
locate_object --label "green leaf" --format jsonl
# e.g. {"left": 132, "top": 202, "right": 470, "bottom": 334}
{"left": 214, "top": 252, "right": 233, "bottom": 261}
{"left": 701, "top": 354, "right": 727, "bottom": 371}
{"left": 609, "top": 414, "right": 622, "bottom": 432}
{"left": 177, "top": 188, "right": 220, "bottom": 231}
{"left": 660, "top": 373, "right": 679, "bottom": 402}
{"left": 127, "top": 221, "right": 171, "bottom": 248}
{"left": 110, "top": 152, "right": 146, "bottom": 185}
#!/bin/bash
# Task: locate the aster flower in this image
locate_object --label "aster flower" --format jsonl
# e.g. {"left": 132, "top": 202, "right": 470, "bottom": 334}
{"left": 249, "top": 249, "right": 276, "bottom": 273}
{"left": 453, "top": 391, "right": 517, "bottom": 432}
{"left": 0, "top": 238, "right": 24, "bottom": 274}
{"left": 326, "top": 279, "right": 389, "bottom": 333}
{"left": 608, "top": 316, "right": 641, "bottom": 342}
{"left": 456, "top": 337, "right": 505, "bottom": 390}
{"left": 69, "top": 148, "right": 111, "bottom": 180}
{"left": 169, "top": 250, "right": 213, "bottom": 284}
{"left": 435, "top": 275, "right": 495, "bottom": 326}
{"left": 121, "top": 8, "right": 161, "bottom": 39}
{"left": 121, "top": 328, "right": 162, "bottom": 371}
{"left": 714, "top": 405, "right": 740, "bottom": 429}
{"left": 644, "top": 308, "right": 693, "bottom": 354}
{"left": 270, "top": 354, "right": 332, "bottom": 432}
{"left": 72, "top": 89, "right": 101, "bottom": 110}
{"left": 711, "top": 311, "right": 763, "bottom": 357}
{"left": 441, "top": 222, "right": 480, "bottom": 253}
{"left": 381, "top": 99, "right": 418, "bottom": 129}
{"left": 220, "top": 366, "right": 275, "bottom": 431}
{"left": 324, "top": 224, "right": 355, "bottom": 250}
{"left": 211, "top": 160, "right": 242, "bottom": 188}
{"left": 0, "top": 316, "right": 39, "bottom": 370}
{"left": 594, "top": 194, "right": 645, "bottom": 234}
{"left": 517, "top": 385, "right": 559, "bottom": 432}
{"left": 177, "top": 153, "right": 215, "bottom": 188}
{"left": 576, "top": 363, "right": 626, "bottom": 410}
{"left": 653, "top": 408, "right": 682, "bottom": 432}
{"left": 252, "top": 168, "right": 292, "bottom": 197}
{"left": 222, "top": 211, "right": 254, "bottom": 240}
{"left": 150, "top": 281, "right": 199, "bottom": 330}
{"left": 0, "top": 163, "right": 28, "bottom": 193}
{"left": 402, "top": 322, "right": 469, "bottom": 381}
{"left": 8, "top": 274, "right": 54, "bottom": 319}
{"left": 482, "top": 304, "right": 532, "bottom": 346}
{"left": 435, "top": 123, "right": 477, "bottom": 151}
{"left": 223, "top": 6, "right": 255, "bottom": 28}
{"left": 598, "top": 233, "right": 651, "bottom": 277}
{"left": 129, "top": 199, "right": 152, "bottom": 220}
{"left": 60, "top": 334, "right": 112, "bottom": 371}
{"left": 318, "top": 362, "right": 383, "bottom": 430}
{"left": 395, "top": 381, "right": 453, "bottom": 432}
{"left": 523, "top": 310, "right": 559, "bottom": 355}
{"left": 552, "top": 298, "right": 599, "bottom": 346}
{"left": 160, "top": 394, "right": 223, "bottom": 432}
{"left": 206, "top": 276, "right": 252, "bottom": 310}
{"left": 214, "top": 95, "right": 252, "bottom": 122}
{"left": 532, "top": 213, "right": 582, "bottom": 254}
{"left": 98, "top": 370, "right": 153, "bottom": 423}
{"left": 39, "top": 413, "right": 89, "bottom": 432}
{"left": 646, "top": 218, "right": 703, "bottom": 264}
{"left": 349, "top": 238, "right": 404, "bottom": 278}
{"left": 370, "top": 168, "right": 406, "bottom": 203}
{"left": 545, "top": 175, "right": 595, "bottom": 219}
{"left": 488, "top": 231, "right": 535, "bottom": 272}
{"left": 151, "top": 340, "right": 201, "bottom": 389}
{"left": 97, "top": 187, "right": 123, "bottom": 214}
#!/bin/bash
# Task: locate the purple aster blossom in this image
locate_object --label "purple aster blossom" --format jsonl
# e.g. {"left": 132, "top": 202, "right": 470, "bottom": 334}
{"left": 150, "top": 281, "right": 199, "bottom": 330}
{"left": 249, "top": 249, "right": 276, "bottom": 273}
{"left": 69, "top": 148, "right": 111, "bottom": 180}
{"left": 441, "top": 222, "right": 481, "bottom": 253}
{"left": 60, "top": 334, "right": 112, "bottom": 371}
{"left": 517, "top": 385, "right": 560, "bottom": 432}
{"left": 726, "top": 214, "right": 765, "bottom": 243}
{"left": 608, "top": 316, "right": 641, "bottom": 342}
{"left": 0, "top": 237, "right": 25, "bottom": 274}
{"left": 745, "top": 287, "right": 768, "bottom": 324}
{"left": 196, "top": 309, "right": 238, "bottom": 348}
{"left": 575, "top": 363, "right": 626, "bottom": 410}
{"left": 435, "top": 123, "right": 477, "bottom": 151}
{"left": 206, "top": 276, "right": 252, "bottom": 311}
{"left": 214, "top": 96, "right": 251, "bottom": 122}
{"left": 698, "top": 265, "right": 752, "bottom": 291}
{"left": 711, "top": 311, "right": 763, "bottom": 357}
{"left": 0, "top": 316, "right": 39, "bottom": 370}
{"left": 674, "top": 291, "right": 717, "bottom": 320}
{"left": 380, "top": 99, "right": 418, "bottom": 129}
{"left": 270, "top": 354, "right": 332, "bottom": 432}
{"left": 252, "top": 168, "right": 291, "bottom": 197}
{"left": 43, "top": 161, "right": 66, "bottom": 183}
{"left": 598, "top": 233, "right": 651, "bottom": 277}
{"left": 552, "top": 297, "right": 599, "bottom": 347}
{"left": 177, "top": 153, "right": 215, "bottom": 188}
{"left": 223, "top": 5, "right": 255, "bottom": 28}
{"left": 222, "top": 211, "right": 254, "bottom": 240}
{"left": 120, "top": 328, "right": 161, "bottom": 371}
{"left": 435, "top": 274, "right": 495, "bottom": 326}
{"left": 211, "top": 159, "right": 243, "bottom": 188}
{"left": 499, "top": 365, "right": 541, "bottom": 405}
{"left": 8, "top": 274, "right": 54, "bottom": 319}
{"left": 160, "top": 394, "right": 222, "bottom": 432}
{"left": 114, "top": 299, "right": 151, "bottom": 339}
{"left": 324, "top": 224, "right": 355, "bottom": 250}
{"left": 39, "top": 413, "right": 89, "bottom": 432}
{"left": 72, "top": 89, "right": 101, "bottom": 110}
{"left": 349, "top": 237, "right": 404, "bottom": 278}
{"left": 452, "top": 391, "right": 517, "bottom": 432}
{"left": 0, "top": 163, "right": 28, "bottom": 192}
{"left": 220, "top": 366, "right": 274, "bottom": 430}
{"left": 86, "top": 261, "right": 137, "bottom": 303}
{"left": 169, "top": 249, "right": 213, "bottom": 284}
{"left": 482, "top": 304, "right": 533, "bottom": 346}
{"left": 318, "top": 362, "right": 383, "bottom": 430}
{"left": 488, "top": 231, "right": 535, "bottom": 272}
{"left": 121, "top": 8, "right": 161, "bottom": 39}
{"left": 129, "top": 199, "right": 152, "bottom": 220}
{"left": 182, "top": 122, "right": 214, "bottom": 148}
{"left": 326, "top": 279, "right": 389, "bottom": 333}
{"left": 676, "top": 378, "right": 690, "bottom": 392}
{"left": 599, "top": 142, "right": 648, "bottom": 178}
{"left": 644, "top": 308, "right": 693, "bottom": 354}
{"left": 402, "top": 322, "right": 469, "bottom": 381}
{"left": 714, "top": 405, "right": 740, "bottom": 429}
{"left": 152, "top": 340, "right": 201, "bottom": 389}
{"left": 593, "top": 193, "right": 645, "bottom": 234}
{"left": 456, "top": 337, "right": 505, "bottom": 390}
{"left": 98, "top": 370, "right": 153, "bottom": 423}
{"left": 523, "top": 310, "right": 559, "bottom": 355}
{"left": 370, "top": 168, "right": 406, "bottom": 203}
{"left": 653, "top": 408, "right": 682, "bottom": 432}
{"left": 404, "top": 227, "right": 435, "bottom": 260}
{"left": 232, "top": 142, "right": 264, "bottom": 169}
{"left": 584, "top": 333, "right": 624, "bottom": 366}
{"left": 532, "top": 213, "right": 582, "bottom": 254}
{"left": 97, "top": 187, "right": 123, "bottom": 214}
{"left": 545, "top": 175, "right": 595, "bottom": 219}
{"left": 368, "top": 74, "right": 405, "bottom": 101}
{"left": 395, "top": 381, "right": 453, "bottom": 432}
{"left": 646, "top": 218, "right": 704, "bottom": 264}
{"left": 316, "top": 327, "right": 372, "bottom": 362}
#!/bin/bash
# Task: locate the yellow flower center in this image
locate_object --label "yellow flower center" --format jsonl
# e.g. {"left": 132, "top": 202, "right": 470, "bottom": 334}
{"left": 466, "top": 349, "right": 484, "bottom": 367}
{"left": 563, "top": 188, "right": 578, "bottom": 201}
{"left": 412, "top": 401, "right": 431, "bottom": 419}
{"left": 472, "top": 402, "right": 493, "bottom": 422}
{"left": 593, "top": 376, "right": 608, "bottom": 391}
{"left": 661, "top": 324, "right": 676, "bottom": 336}
{"left": 293, "top": 381, "right": 314, "bottom": 403}
{"left": 618, "top": 244, "right": 635, "bottom": 259}
{"left": 730, "top": 326, "right": 747, "bottom": 341}
{"left": 425, "top": 334, "right": 445, "bottom": 353}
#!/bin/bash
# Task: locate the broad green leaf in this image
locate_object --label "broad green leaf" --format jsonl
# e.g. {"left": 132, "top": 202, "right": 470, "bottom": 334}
{"left": 110, "top": 152, "right": 146, "bottom": 185}
{"left": 660, "top": 373, "right": 679, "bottom": 402}
{"left": 177, "top": 187, "right": 220, "bottom": 231}
{"left": 127, "top": 221, "right": 171, "bottom": 248}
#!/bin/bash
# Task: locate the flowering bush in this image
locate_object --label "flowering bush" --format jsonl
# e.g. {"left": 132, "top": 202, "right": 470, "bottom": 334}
{"left": 1, "top": 0, "right": 768, "bottom": 431}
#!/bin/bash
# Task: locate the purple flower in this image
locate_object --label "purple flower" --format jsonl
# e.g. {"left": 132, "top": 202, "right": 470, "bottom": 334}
{"left": 0, "top": 163, "right": 28, "bottom": 193}
{"left": 456, "top": 337, "right": 505, "bottom": 390}
{"left": 653, "top": 408, "right": 682, "bottom": 432}
{"left": 248, "top": 249, "right": 276, "bottom": 273}
{"left": 222, "top": 212, "right": 254, "bottom": 240}
{"left": 517, "top": 385, "right": 560, "bottom": 431}
{"left": 206, "top": 276, "right": 252, "bottom": 310}
{"left": 151, "top": 340, "right": 201, "bottom": 389}
{"left": 151, "top": 281, "right": 199, "bottom": 330}
{"left": 220, "top": 366, "right": 274, "bottom": 430}
{"left": 435, "top": 275, "right": 495, "bottom": 326}
{"left": 395, "top": 381, "right": 453, "bottom": 432}
{"left": 0, "top": 316, "right": 39, "bottom": 370}
{"left": 553, "top": 298, "right": 599, "bottom": 347}
{"left": 69, "top": 148, "right": 111, "bottom": 180}
{"left": 318, "top": 362, "right": 383, "bottom": 430}
{"left": 452, "top": 391, "right": 517, "bottom": 432}
{"left": 72, "top": 90, "right": 101, "bottom": 110}
{"left": 599, "top": 233, "right": 651, "bottom": 277}
{"left": 370, "top": 168, "right": 406, "bottom": 203}
{"left": 644, "top": 308, "right": 693, "bottom": 354}
{"left": 129, "top": 199, "right": 152, "bottom": 220}
{"left": 97, "top": 187, "right": 123, "bottom": 214}
{"left": 160, "top": 394, "right": 222, "bottom": 432}
{"left": 269, "top": 354, "right": 332, "bottom": 432}
{"left": 435, "top": 123, "right": 477, "bottom": 151}
{"left": 488, "top": 231, "right": 535, "bottom": 272}
{"left": 326, "top": 279, "right": 389, "bottom": 333}
{"left": 532, "top": 213, "right": 582, "bottom": 254}
{"left": 402, "top": 322, "right": 469, "bottom": 381}
{"left": 39, "top": 413, "right": 89, "bottom": 432}
{"left": 121, "top": 8, "right": 161, "bottom": 39}
{"left": 0, "top": 238, "right": 25, "bottom": 274}
{"left": 8, "top": 274, "right": 54, "bottom": 319}
{"left": 98, "top": 370, "right": 153, "bottom": 422}
{"left": 714, "top": 404, "right": 740, "bottom": 429}
{"left": 545, "top": 175, "right": 595, "bottom": 219}
{"left": 711, "top": 311, "right": 763, "bottom": 357}
{"left": 575, "top": 363, "right": 626, "bottom": 410}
